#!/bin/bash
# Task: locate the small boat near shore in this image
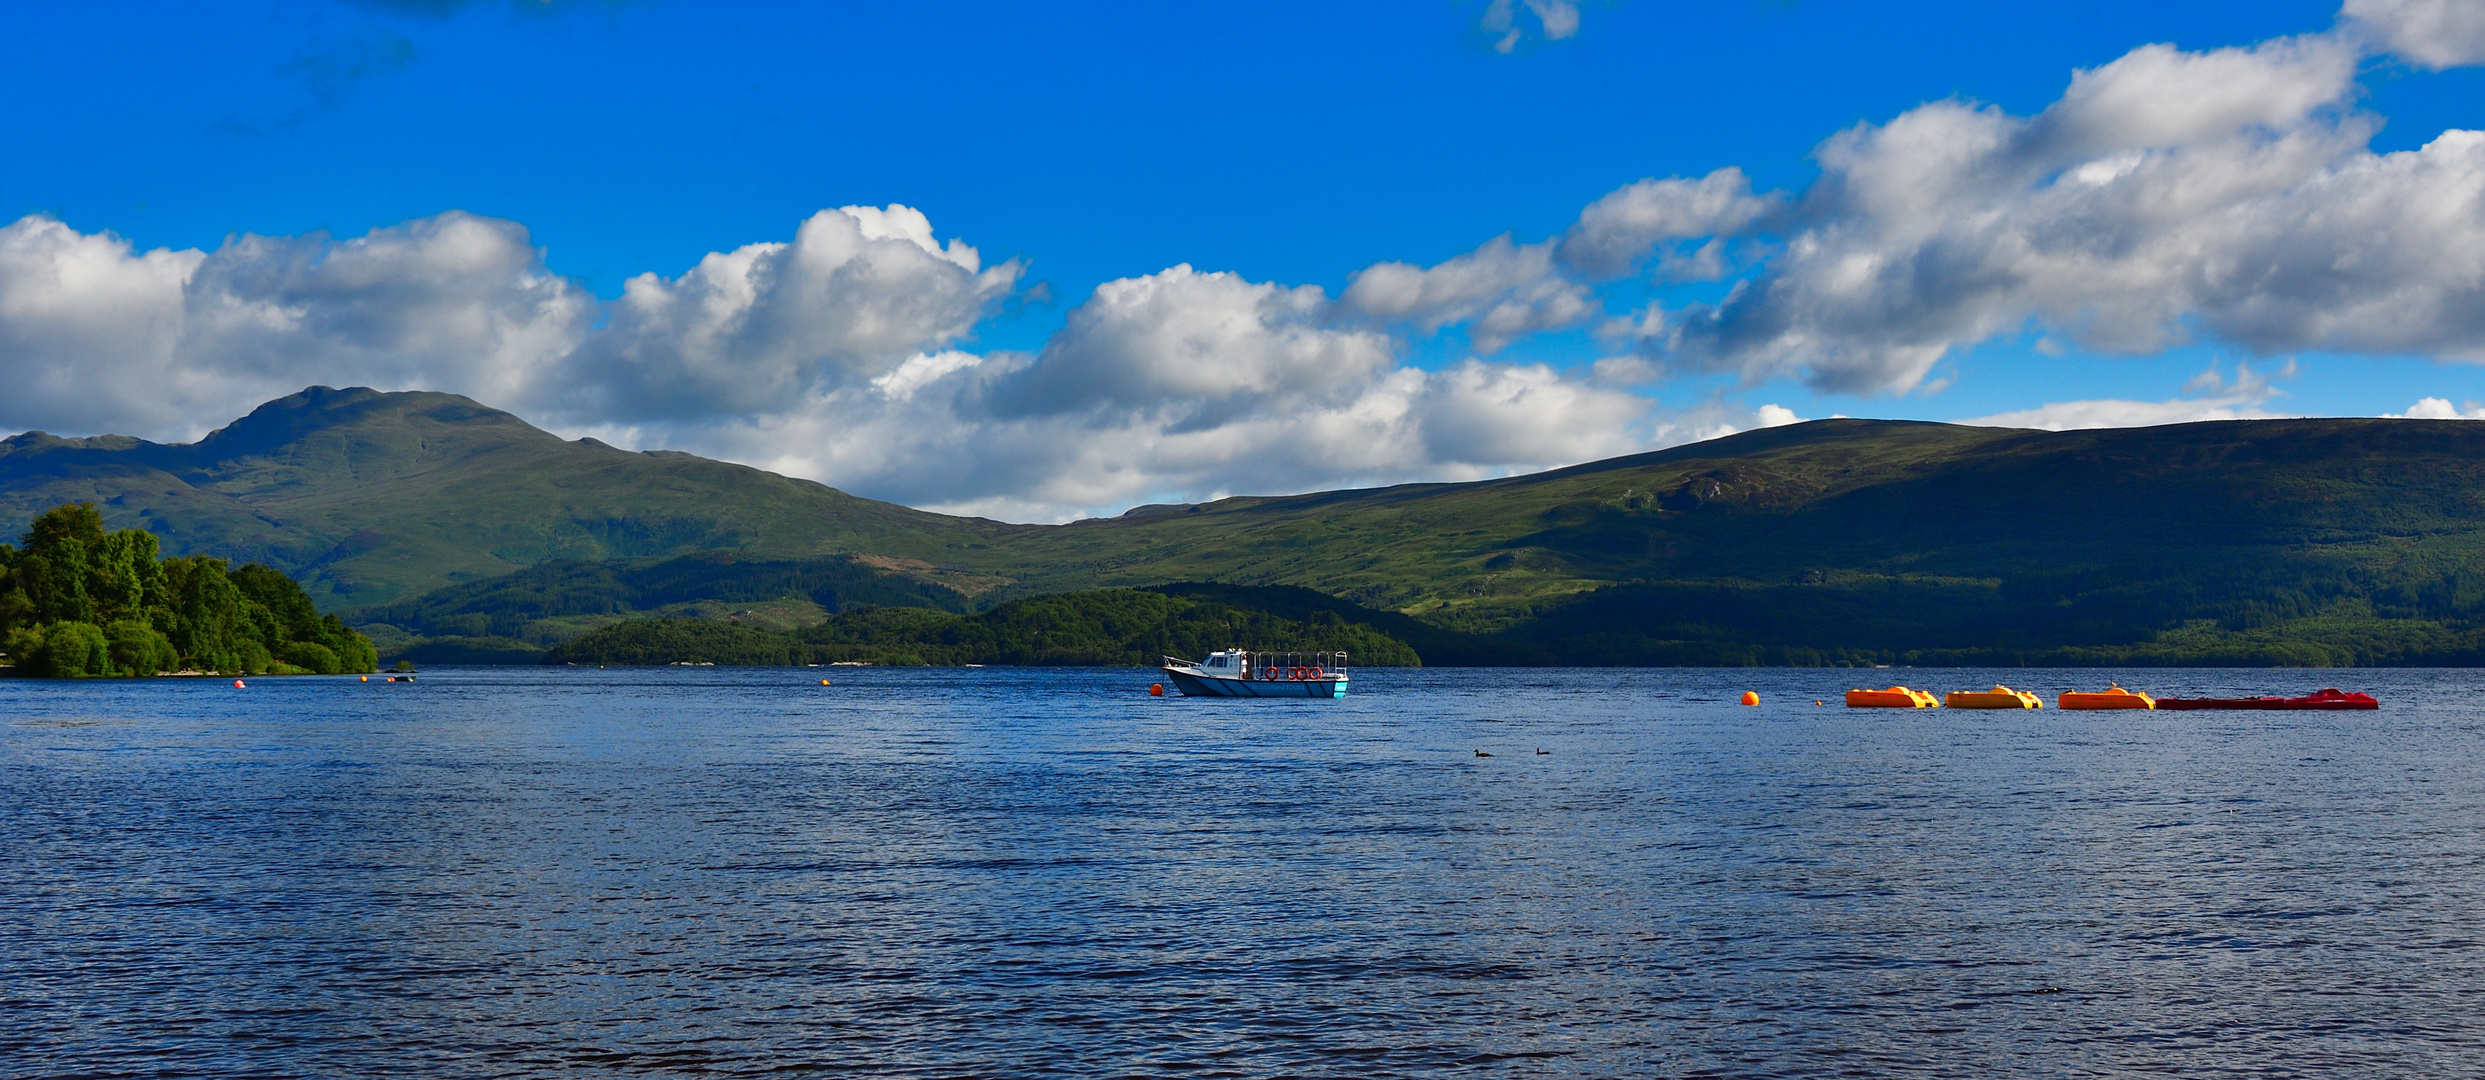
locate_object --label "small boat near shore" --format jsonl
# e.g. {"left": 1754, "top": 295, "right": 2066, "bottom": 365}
{"left": 2155, "top": 688, "right": 2378, "bottom": 711}
{"left": 1945, "top": 685, "right": 2042, "bottom": 709}
{"left": 2059, "top": 685, "right": 2155, "bottom": 710}
{"left": 1160, "top": 650, "right": 1349, "bottom": 698}
{"left": 1847, "top": 686, "right": 1938, "bottom": 708}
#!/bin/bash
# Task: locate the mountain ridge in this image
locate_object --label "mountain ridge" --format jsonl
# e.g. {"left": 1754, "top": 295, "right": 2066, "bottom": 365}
{"left": 17, "top": 388, "right": 2485, "bottom": 664}
{"left": 0, "top": 387, "right": 1030, "bottom": 608}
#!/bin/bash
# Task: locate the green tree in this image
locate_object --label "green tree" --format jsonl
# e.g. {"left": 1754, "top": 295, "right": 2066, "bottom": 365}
{"left": 106, "top": 619, "right": 180, "bottom": 676}
{"left": 0, "top": 504, "right": 378, "bottom": 677}
{"left": 18, "top": 621, "right": 113, "bottom": 677}
{"left": 18, "top": 503, "right": 107, "bottom": 625}
{"left": 319, "top": 613, "right": 380, "bottom": 672}
{"left": 278, "top": 640, "right": 343, "bottom": 675}
{"left": 91, "top": 527, "right": 167, "bottom": 626}
{"left": 0, "top": 542, "right": 31, "bottom": 639}
{"left": 164, "top": 556, "right": 253, "bottom": 672}
{"left": 232, "top": 563, "right": 318, "bottom": 642}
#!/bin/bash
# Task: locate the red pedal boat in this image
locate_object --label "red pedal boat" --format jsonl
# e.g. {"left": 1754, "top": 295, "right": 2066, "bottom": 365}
{"left": 2153, "top": 688, "right": 2377, "bottom": 711}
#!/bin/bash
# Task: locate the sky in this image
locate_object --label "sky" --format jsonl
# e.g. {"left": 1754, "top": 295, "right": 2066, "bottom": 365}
{"left": 7, "top": 0, "right": 2485, "bottom": 520}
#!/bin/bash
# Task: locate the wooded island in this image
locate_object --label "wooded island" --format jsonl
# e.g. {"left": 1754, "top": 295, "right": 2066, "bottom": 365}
{"left": 0, "top": 503, "right": 377, "bottom": 677}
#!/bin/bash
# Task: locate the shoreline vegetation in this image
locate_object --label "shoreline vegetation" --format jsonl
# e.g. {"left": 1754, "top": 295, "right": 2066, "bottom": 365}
{"left": 539, "top": 588, "right": 1424, "bottom": 668}
{"left": 372, "top": 578, "right": 2485, "bottom": 670}
{"left": 0, "top": 503, "right": 377, "bottom": 678}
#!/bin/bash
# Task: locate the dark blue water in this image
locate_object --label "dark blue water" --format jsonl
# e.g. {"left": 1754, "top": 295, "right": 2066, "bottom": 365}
{"left": 5, "top": 667, "right": 2483, "bottom": 1077}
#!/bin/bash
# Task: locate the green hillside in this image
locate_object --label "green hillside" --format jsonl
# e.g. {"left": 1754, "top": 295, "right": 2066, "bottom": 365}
{"left": 996, "top": 419, "right": 2485, "bottom": 664}
{"left": 542, "top": 587, "right": 1424, "bottom": 668}
{"left": 0, "top": 387, "right": 1025, "bottom": 609}
{"left": 18, "top": 386, "right": 2485, "bottom": 664}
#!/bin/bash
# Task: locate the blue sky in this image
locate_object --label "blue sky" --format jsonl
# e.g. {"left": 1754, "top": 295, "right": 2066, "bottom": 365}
{"left": 7, "top": 0, "right": 2485, "bottom": 518}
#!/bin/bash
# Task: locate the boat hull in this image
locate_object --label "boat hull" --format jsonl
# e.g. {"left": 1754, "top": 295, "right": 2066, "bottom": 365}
{"left": 1945, "top": 688, "right": 2041, "bottom": 709}
{"left": 2059, "top": 690, "right": 2155, "bottom": 710}
{"left": 1164, "top": 668, "right": 1348, "bottom": 698}
{"left": 2157, "top": 690, "right": 2377, "bottom": 711}
{"left": 1846, "top": 687, "right": 1938, "bottom": 708}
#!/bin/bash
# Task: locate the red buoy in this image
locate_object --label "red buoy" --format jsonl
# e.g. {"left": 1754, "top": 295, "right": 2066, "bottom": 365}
{"left": 1149, "top": 683, "right": 1164, "bottom": 696}
{"left": 233, "top": 679, "right": 246, "bottom": 689}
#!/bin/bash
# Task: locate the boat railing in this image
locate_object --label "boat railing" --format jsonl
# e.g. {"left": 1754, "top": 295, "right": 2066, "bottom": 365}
{"left": 1242, "top": 650, "right": 1348, "bottom": 680}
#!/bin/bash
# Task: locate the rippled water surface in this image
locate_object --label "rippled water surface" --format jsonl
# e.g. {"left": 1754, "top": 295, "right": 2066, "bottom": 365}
{"left": 6, "top": 666, "right": 2485, "bottom": 1077}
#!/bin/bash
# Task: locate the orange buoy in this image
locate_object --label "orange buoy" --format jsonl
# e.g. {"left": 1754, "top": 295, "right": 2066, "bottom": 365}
{"left": 360, "top": 675, "right": 368, "bottom": 682}
{"left": 820, "top": 679, "right": 831, "bottom": 685}
{"left": 1149, "top": 683, "right": 1165, "bottom": 696}
{"left": 233, "top": 679, "right": 245, "bottom": 689}
{"left": 1740, "top": 691, "right": 1759, "bottom": 706}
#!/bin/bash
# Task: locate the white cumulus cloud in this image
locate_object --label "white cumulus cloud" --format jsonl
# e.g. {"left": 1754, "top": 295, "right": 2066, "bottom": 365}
{"left": 1961, "top": 361, "right": 2294, "bottom": 430}
{"left": 1753, "top": 403, "right": 1803, "bottom": 428}
{"left": 1336, "top": 166, "right": 1777, "bottom": 354}
{"left": 634, "top": 264, "right": 1661, "bottom": 520}
{"left": 0, "top": 211, "right": 590, "bottom": 439}
{"left": 558, "top": 205, "right": 1020, "bottom": 425}
{"left": 2389, "top": 396, "right": 2485, "bottom": 419}
{"left": 1559, "top": 167, "right": 1777, "bottom": 278}
{"left": 2344, "top": 0, "right": 2485, "bottom": 69}
{"left": 0, "top": 212, "right": 1701, "bottom": 522}
{"left": 1339, "top": 237, "right": 1596, "bottom": 353}
{"left": 1605, "top": 27, "right": 2485, "bottom": 400}
{"left": 0, "top": 205, "right": 1020, "bottom": 443}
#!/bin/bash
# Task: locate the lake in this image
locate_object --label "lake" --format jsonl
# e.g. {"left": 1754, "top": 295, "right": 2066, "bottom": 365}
{"left": 5, "top": 666, "right": 2483, "bottom": 1077}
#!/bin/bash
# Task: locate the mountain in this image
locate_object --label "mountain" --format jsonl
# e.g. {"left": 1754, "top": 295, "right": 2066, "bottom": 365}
{"left": 1055, "top": 418, "right": 2485, "bottom": 663}
{"left": 15, "top": 387, "right": 2485, "bottom": 664}
{"left": 0, "top": 387, "right": 1026, "bottom": 608}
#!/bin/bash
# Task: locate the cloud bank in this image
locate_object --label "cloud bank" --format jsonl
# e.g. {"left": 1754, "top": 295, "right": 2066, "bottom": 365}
{"left": 2390, "top": 396, "right": 2485, "bottom": 419}
{"left": 1610, "top": 30, "right": 2485, "bottom": 394}
{"left": 2343, "top": 0, "right": 2485, "bottom": 69}
{"left": 13, "top": 7, "right": 2485, "bottom": 518}
{"left": 0, "top": 209, "right": 1677, "bottom": 520}
{"left": 1960, "top": 361, "right": 2295, "bottom": 431}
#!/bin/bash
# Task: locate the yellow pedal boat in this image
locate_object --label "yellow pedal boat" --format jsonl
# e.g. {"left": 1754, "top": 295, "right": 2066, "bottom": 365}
{"left": 1945, "top": 685, "right": 2042, "bottom": 709}
{"left": 2058, "top": 684, "right": 2155, "bottom": 710}
{"left": 1846, "top": 686, "right": 1939, "bottom": 708}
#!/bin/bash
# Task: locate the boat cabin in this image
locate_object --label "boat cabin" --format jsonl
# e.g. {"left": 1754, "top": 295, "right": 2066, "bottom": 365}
{"left": 1193, "top": 649, "right": 1347, "bottom": 681}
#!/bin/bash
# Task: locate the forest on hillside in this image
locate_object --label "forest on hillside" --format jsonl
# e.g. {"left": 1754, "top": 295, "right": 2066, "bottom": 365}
{"left": 0, "top": 503, "right": 377, "bottom": 677}
{"left": 541, "top": 588, "right": 1423, "bottom": 667}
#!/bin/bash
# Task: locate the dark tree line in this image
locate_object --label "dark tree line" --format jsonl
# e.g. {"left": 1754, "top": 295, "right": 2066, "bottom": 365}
{"left": 540, "top": 589, "right": 1423, "bottom": 667}
{"left": 0, "top": 503, "right": 377, "bottom": 677}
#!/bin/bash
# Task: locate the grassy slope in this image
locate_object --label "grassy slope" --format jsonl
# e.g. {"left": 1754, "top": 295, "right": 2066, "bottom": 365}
{"left": 358, "top": 550, "right": 972, "bottom": 645}
{"left": 983, "top": 418, "right": 2485, "bottom": 662}
{"left": 995, "top": 420, "right": 2028, "bottom": 621}
{"left": 0, "top": 387, "right": 1029, "bottom": 608}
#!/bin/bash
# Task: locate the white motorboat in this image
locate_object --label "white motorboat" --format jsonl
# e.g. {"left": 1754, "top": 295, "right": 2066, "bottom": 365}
{"left": 1160, "top": 649, "right": 1349, "bottom": 698}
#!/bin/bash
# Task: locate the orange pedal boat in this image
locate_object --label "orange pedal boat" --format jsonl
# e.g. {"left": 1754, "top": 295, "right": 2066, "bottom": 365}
{"left": 1945, "top": 685, "right": 2042, "bottom": 709}
{"left": 1846, "top": 686, "right": 1939, "bottom": 708}
{"left": 2058, "top": 684, "right": 2155, "bottom": 710}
